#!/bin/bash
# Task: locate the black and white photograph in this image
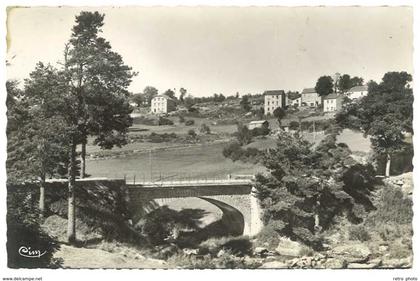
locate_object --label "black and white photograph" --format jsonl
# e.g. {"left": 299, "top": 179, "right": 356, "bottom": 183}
{"left": 1, "top": 2, "right": 418, "bottom": 279}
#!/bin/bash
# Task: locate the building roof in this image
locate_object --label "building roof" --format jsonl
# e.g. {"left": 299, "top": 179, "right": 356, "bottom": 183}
{"left": 347, "top": 85, "right": 368, "bottom": 92}
{"left": 249, "top": 120, "right": 268, "bottom": 125}
{"left": 153, "top": 94, "right": 175, "bottom": 101}
{"left": 289, "top": 96, "right": 301, "bottom": 101}
{"left": 323, "top": 93, "right": 343, "bottom": 100}
{"left": 302, "top": 88, "right": 317, "bottom": 94}
{"left": 263, "top": 90, "right": 285, "bottom": 96}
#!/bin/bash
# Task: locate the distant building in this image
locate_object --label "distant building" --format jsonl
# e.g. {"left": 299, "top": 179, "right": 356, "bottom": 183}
{"left": 248, "top": 120, "right": 269, "bottom": 130}
{"left": 289, "top": 96, "right": 302, "bottom": 107}
{"left": 151, "top": 95, "right": 176, "bottom": 114}
{"left": 301, "top": 88, "right": 322, "bottom": 107}
{"left": 323, "top": 94, "right": 344, "bottom": 112}
{"left": 263, "top": 90, "right": 287, "bottom": 115}
{"left": 346, "top": 85, "right": 368, "bottom": 100}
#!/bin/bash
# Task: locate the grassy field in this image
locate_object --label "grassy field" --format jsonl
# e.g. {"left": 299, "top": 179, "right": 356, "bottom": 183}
{"left": 86, "top": 128, "right": 370, "bottom": 181}
{"left": 86, "top": 142, "right": 267, "bottom": 181}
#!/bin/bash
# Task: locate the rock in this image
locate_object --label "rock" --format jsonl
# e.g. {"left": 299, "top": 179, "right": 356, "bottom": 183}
{"left": 217, "top": 249, "right": 226, "bottom": 258}
{"left": 381, "top": 257, "right": 412, "bottom": 268}
{"left": 183, "top": 248, "right": 199, "bottom": 256}
{"left": 325, "top": 258, "right": 347, "bottom": 269}
{"left": 260, "top": 261, "right": 289, "bottom": 269}
{"left": 331, "top": 243, "right": 371, "bottom": 263}
{"left": 347, "top": 258, "right": 382, "bottom": 269}
{"left": 254, "top": 247, "right": 269, "bottom": 257}
{"left": 378, "top": 245, "right": 389, "bottom": 253}
{"left": 275, "top": 237, "right": 305, "bottom": 257}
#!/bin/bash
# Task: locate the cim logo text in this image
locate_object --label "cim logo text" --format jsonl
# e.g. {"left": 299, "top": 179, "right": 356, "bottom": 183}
{"left": 18, "top": 246, "right": 46, "bottom": 258}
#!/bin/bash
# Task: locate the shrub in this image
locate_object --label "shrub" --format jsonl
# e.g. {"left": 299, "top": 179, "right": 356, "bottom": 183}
{"left": 235, "top": 124, "right": 252, "bottom": 145}
{"left": 255, "top": 224, "right": 281, "bottom": 248}
{"left": 158, "top": 117, "right": 174, "bottom": 126}
{"left": 132, "top": 116, "right": 158, "bottom": 126}
{"left": 148, "top": 132, "right": 177, "bottom": 143}
{"left": 222, "top": 142, "right": 242, "bottom": 160}
{"left": 289, "top": 121, "right": 300, "bottom": 130}
{"left": 200, "top": 123, "right": 211, "bottom": 134}
{"left": 251, "top": 127, "right": 270, "bottom": 137}
{"left": 199, "top": 236, "right": 252, "bottom": 257}
{"left": 222, "top": 142, "right": 262, "bottom": 163}
{"left": 188, "top": 129, "right": 197, "bottom": 138}
{"left": 140, "top": 206, "right": 202, "bottom": 246}
{"left": 368, "top": 186, "right": 413, "bottom": 225}
{"left": 185, "top": 119, "right": 195, "bottom": 126}
{"left": 348, "top": 224, "right": 371, "bottom": 242}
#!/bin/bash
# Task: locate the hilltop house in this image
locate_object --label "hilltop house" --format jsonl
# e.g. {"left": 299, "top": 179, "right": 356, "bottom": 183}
{"left": 323, "top": 94, "right": 344, "bottom": 112}
{"left": 248, "top": 120, "right": 269, "bottom": 130}
{"left": 151, "top": 94, "right": 176, "bottom": 114}
{"left": 264, "top": 90, "right": 287, "bottom": 115}
{"left": 289, "top": 96, "right": 302, "bottom": 107}
{"left": 345, "top": 85, "right": 368, "bottom": 100}
{"left": 301, "top": 88, "right": 322, "bottom": 107}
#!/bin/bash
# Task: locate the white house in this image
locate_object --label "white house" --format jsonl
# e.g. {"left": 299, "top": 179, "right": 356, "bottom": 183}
{"left": 346, "top": 85, "right": 368, "bottom": 100}
{"left": 323, "top": 94, "right": 343, "bottom": 112}
{"left": 264, "top": 90, "right": 287, "bottom": 115}
{"left": 301, "top": 88, "right": 322, "bottom": 107}
{"left": 151, "top": 94, "right": 176, "bottom": 114}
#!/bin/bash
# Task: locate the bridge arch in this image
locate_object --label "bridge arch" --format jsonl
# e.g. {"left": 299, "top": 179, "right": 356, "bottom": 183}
{"left": 127, "top": 180, "right": 263, "bottom": 236}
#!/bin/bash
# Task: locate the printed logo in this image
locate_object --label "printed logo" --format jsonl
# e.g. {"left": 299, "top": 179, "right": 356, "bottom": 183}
{"left": 18, "top": 246, "right": 46, "bottom": 258}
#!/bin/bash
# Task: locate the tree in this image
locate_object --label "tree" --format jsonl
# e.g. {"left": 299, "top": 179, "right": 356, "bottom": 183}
{"left": 54, "top": 11, "right": 135, "bottom": 243}
{"left": 240, "top": 95, "right": 251, "bottom": 112}
{"left": 336, "top": 71, "right": 412, "bottom": 177}
{"left": 254, "top": 130, "right": 375, "bottom": 248}
{"left": 380, "top": 71, "right": 412, "bottom": 92}
{"left": 349, "top": 76, "right": 364, "bottom": 88}
{"left": 213, "top": 93, "right": 226, "bottom": 103}
{"left": 131, "top": 93, "right": 144, "bottom": 107}
{"left": 315, "top": 76, "right": 334, "bottom": 97}
{"left": 164, "top": 89, "right": 176, "bottom": 100}
{"left": 184, "top": 95, "right": 195, "bottom": 110}
{"left": 287, "top": 91, "right": 300, "bottom": 100}
{"left": 273, "top": 107, "right": 286, "bottom": 128}
{"left": 179, "top": 88, "right": 187, "bottom": 102}
{"left": 337, "top": 74, "right": 352, "bottom": 93}
{"left": 143, "top": 86, "right": 158, "bottom": 104}
{"left": 7, "top": 72, "right": 70, "bottom": 219}
{"left": 235, "top": 123, "right": 252, "bottom": 146}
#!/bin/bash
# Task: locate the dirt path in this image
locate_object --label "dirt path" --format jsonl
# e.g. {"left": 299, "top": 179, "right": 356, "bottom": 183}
{"left": 54, "top": 245, "right": 168, "bottom": 269}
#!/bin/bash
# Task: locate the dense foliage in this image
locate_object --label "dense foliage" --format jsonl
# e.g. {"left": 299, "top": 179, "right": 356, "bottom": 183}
{"left": 254, "top": 131, "right": 376, "bottom": 248}
{"left": 222, "top": 142, "right": 263, "bottom": 164}
{"left": 336, "top": 71, "right": 413, "bottom": 176}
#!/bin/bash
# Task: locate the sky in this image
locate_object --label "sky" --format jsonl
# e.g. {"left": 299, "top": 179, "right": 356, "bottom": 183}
{"left": 6, "top": 6, "right": 413, "bottom": 97}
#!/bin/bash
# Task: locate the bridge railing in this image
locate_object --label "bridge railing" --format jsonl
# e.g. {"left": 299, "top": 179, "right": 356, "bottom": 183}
{"left": 124, "top": 172, "right": 254, "bottom": 186}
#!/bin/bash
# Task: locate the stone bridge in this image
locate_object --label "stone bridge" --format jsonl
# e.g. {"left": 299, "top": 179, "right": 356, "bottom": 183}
{"left": 127, "top": 179, "right": 263, "bottom": 236}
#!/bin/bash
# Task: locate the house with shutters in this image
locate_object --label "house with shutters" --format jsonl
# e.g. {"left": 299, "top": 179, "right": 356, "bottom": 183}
{"left": 151, "top": 94, "right": 176, "bottom": 114}
{"left": 323, "top": 93, "right": 344, "bottom": 112}
{"left": 263, "top": 90, "right": 287, "bottom": 115}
